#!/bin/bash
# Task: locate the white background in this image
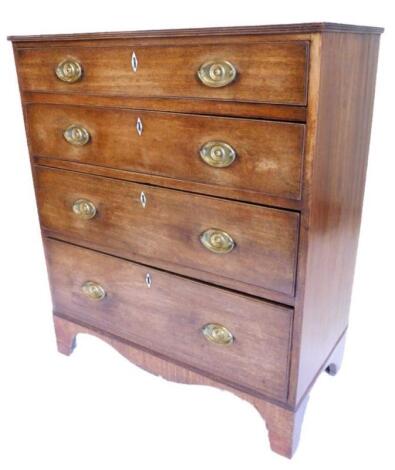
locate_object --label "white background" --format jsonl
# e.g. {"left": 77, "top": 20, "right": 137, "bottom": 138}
{"left": 1, "top": 1, "right": 394, "bottom": 468}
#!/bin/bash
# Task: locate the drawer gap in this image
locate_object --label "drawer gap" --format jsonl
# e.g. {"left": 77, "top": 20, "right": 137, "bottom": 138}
{"left": 34, "top": 162, "right": 303, "bottom": 215}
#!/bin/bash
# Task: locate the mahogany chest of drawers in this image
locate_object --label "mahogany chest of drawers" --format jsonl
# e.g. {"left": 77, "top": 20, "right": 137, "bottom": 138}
{"left": 9, "top": 22, "right": 383, "bottom": 458}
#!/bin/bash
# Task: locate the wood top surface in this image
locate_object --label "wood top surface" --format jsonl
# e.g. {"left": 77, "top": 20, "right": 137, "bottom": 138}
{"left": 8, "top": 22, "right": 384, "bottom": 42}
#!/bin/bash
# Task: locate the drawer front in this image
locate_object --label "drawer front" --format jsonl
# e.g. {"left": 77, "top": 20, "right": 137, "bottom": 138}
{"left": 27, "top": 104, "right": 304, "bottom": 201}
{"left": 46, "top": 238, "right": 292, "bottom": 399}
{"left": 17, "top": 42, "right": 308, "bottom": 105}
{"left": 36, "top": 167, "right": 299, "bottom": 299}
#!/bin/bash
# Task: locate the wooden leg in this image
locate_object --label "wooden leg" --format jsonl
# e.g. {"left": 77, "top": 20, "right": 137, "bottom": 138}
{"left": 253, "top": 394, "right": 309, "bottom": 458}
{"left": 324, "top": 333, "right": 346, "bottom": 376}
{"left": 53, "top": 314, "right": 77, "bottom": 355}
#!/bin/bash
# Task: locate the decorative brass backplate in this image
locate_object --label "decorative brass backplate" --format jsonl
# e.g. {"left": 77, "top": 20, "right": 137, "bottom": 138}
{"left": 200, "top": 141, "right": 237, "bottom": 168}
{"left": 202, "top": 323, "right": 234, "bottom": 346}
{"left": 200, "top": 228, "right": 235, "bottom": 254}
{"left": 197, "top": 60, "right": 237, "bottom": 88}
{"left": 55, "top": 58, "right": 83, "bottom": 83}
{"left": 81, "top": 281, "right": 106, "bottom": 301}
{"left": 72, "top": 199, "right": 97, "bottom": 220}
{"left": 63, "top": 125, "right": 90, "bottom": 146}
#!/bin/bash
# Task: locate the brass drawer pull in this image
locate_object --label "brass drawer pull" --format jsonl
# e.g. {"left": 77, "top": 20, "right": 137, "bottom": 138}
{"left": 197, "top": 60, "right": 237, "bottom": 88}
{"left": 55, "top": 58, "right": 83, "bottom": 83}
{"left": 200, "top": 141, "right": 237, "bottom": 168}
{"left": 64, "top": 125, "right": 90, "bottom": 146}
{"left": 81, "top": 281, "right": 106, "bottom": 301}
{"left": 200, "top": 228, "right": 235, "bottom": 254}
{"left": 202, "top": 323, "right": 234, "bottom": 346}
{"left": 72, "top": 199, "right": 97, "bottom": 220}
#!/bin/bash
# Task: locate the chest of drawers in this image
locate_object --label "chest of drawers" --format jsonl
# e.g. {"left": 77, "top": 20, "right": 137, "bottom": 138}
{"left": 9, "top": 22, "right": 383, "bottom": 458}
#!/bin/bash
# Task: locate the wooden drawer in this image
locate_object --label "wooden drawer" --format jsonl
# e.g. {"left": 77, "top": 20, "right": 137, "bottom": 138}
{"left": 45, "top": 238, "right": 292, "bottom": 399}
{"left": 27, "top": 104, "right": 305, "bottom": 202}
{"left": 17, "top": 42, "right": 308, "bottom": 105}
{"left": 36, "top": 166, "right": 299, "bottom": 301}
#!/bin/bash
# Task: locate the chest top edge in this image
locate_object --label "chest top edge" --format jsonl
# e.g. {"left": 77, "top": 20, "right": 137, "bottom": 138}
{"left": 8, "top": 22, "right": 384, "bottom": 44}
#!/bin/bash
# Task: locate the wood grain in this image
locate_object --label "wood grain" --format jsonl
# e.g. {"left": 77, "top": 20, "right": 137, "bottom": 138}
{"left": 47, "top": 239, "right": 293, "bottom": 399}
{"left": 27, "top": 103, "right": 305, "bottom": 202}
{"left": 290, "top": 32, "right": 382, "bottom": 404}
{"left": 16, "top": 42, "right": 308, "bottom": 105}
{"left": 36, "top": 166, "right": 299, "bottom": 300}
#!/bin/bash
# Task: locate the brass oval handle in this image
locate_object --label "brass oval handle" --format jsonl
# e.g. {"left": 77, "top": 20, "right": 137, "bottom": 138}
{"left": 197, "top": 60, "right": 237, "bottom": 88}
{"left": 202, "top": 323, "right": 234, "bottom": 346}
{"left": 64, "top": 125, "right": 90, "bottom": 146}
{"left": 72, "top": 199, "right": 97, "bottom": 220}
{"left": 81, "top": 281, "right": 106, "bottom": 301}
{"left": 55, "top": 58, "right": 83, "bottom": 83}
{"left": 200, "top": 228, "right": 235, "bottom": 254}
{"left": 200, "top": 141, "right": 237, "bottom": 168}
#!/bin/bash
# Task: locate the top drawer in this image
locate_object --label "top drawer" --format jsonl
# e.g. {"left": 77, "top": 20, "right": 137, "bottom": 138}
{"left": 16, "top": 42, "right": 309, "bottom": 105}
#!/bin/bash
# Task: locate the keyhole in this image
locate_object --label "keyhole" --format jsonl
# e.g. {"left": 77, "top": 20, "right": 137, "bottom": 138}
{"left": 131, "top": 51, "right": 138, "bottom": 72}
{"left": 145, "top": 273, "right": 152, "bottom": 288}
{"left": 136, "top": 117, "right": 143, "bottom": 136}
{"left": 140, "top": 191, "right": 147, "bottom": 208}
